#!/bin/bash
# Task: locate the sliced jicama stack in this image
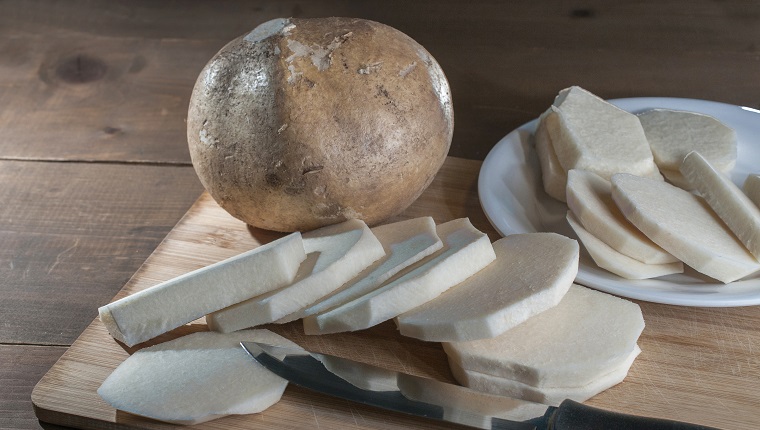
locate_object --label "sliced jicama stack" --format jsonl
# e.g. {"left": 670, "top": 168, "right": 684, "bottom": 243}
{"left": 206, "top": 219, "right": 385, "bottom": 332}
{"left": 548, "top": 86, "right": 661, "bottom": 181}
{"left": 680, "top": 151, "right": 760, "bottom": 260}
{"left": 611, "top": 173, "right": 760, "bottom": 283}
{"left": 448, "top": 346, "right": 640, "bottom": 406}
{"left": 98, "top": 329, "right": 301, "bottom": 424}
{"left": 443, "top": 285, "right": 644, "bottom": 388}
{"left": 303, "top": 218, "right": 495, "bottom": 335}
{"left": 565, "top": 169, "right": 676, "bottom": 264}
{"left": 396, "top": 233, "right": 578, "bottom": 342}
{"left": 280, "top": 216, "right": 443, "bottom": 323}
{"left": 567, "top": 211, "right": 683, "bottom": 279}
{"left": 534, "top": 108, "right": 568, "bottom": 202}
{"left": 99, "top": 233, "right": 306, "bottom": 346}
{"left": 745, "top": 174, "right": 760, "bottom": 209}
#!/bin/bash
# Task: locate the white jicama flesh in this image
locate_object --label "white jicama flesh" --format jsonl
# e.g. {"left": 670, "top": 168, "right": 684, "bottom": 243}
{"left": 99, "top": 233, "right": 305, "bottom": 346}
{"left": 448, "top": 346, "right": 640, "bottom": 407}
{"left": 443, "top": 284, "right": 644, "bottom": 388}
{"left": 303, "top": 218, "right": 495, "bottom": 335}
{"left": 565, "top": 169, "right": 676, "bottom": 264}
{"left": 206, "top": 219, "right": 385, "bottom": 333}
{"left": 97, "top": 329, "right": 301, "bottom": 424}
{"left": 567, "top": 211, "right": 683, "bottom": 279}
{"left": 548, "top": 86, "right": 661, "bottom": 181}
{"left": 396, "top": 232, "right": 579, "bottom": 342}
{"left": 638, "top": 108, "right": 737, "bottom": 173}
{"left": 612, "top": 173, "right": 760, "bottom": 283}
{"left": 680, "top": 151, "right": 760, "bottom": 260}
{"left": 279, "top": 216, "right": 443, "bottom": 323}
{"left": 535, "top": 108, "right": 568, "bottom": 202}
{"left": 659, "top": 169, "right": 694, "bottom": 190}
{"left": 745, "top": 174, "right": 760, "bottom": 209}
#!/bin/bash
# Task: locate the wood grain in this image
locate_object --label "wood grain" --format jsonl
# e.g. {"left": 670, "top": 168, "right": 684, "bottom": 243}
{"left": 2, "top": 0, "right": 759, "bottom": 162}
{"left": 0, "top": 345, "right": 67, "bottom": 430}
{"left": 32, "top": 158, "right": 760, "bottom": 430}
{"left": 0, "top": 161, "right": 203, "bottom": 345}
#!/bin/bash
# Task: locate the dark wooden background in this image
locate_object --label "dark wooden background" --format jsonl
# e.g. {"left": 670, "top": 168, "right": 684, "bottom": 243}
{"left": 1, "top": 1, "right": 759, "bottom": 428}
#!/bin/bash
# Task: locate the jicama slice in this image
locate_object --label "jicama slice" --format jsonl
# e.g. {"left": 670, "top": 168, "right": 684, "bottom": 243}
{"left": 98, "top": 329, "right": 301, "bottom": 424}
{"left": 659, "top": 169, "right": 693, "bottom": 190}
{"left": 612, "top": 173, "right": 760, "bottom": 283}
{"left": 565, "top": 169, "right": 676, "bottom": 264}
{"left": 303, "top": 218, "right": 495, "bottom": 335}
{"left": 745, "top": 174, "right": 760, "bottom": 209}
{"left": 396, "top": 232, "right": 578, "bottom": 342}
{"left": 280, "top": 216, "right": 443, "bottom": 323}
{"left": 638, "top": 108, "right": 737, "bottom": 173}
{"left": 535, "top": 108, "right": 568, "bottom": 202}
{"left": 680, "top": 151, "right": 760, "bottom": 260}
{"left": 99, "top": 233, "right": 305, "bottom": 346}
{"left": 443, "top": 285, "right": 644, "bottom": 388}
{"left": 206, "top": 219, "right": 385, "bottom": 333}
{"left": 567, "top": 211, "right": 683, "bottom": 279}
{"left": 449, "top": 346, "right": 640, "bottom": 407}
{"left": 548, "top": 86, "right": 661, "bottom": 180}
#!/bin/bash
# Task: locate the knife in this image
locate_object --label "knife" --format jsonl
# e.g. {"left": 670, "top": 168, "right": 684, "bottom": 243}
{"left": 241, "top": 341, "right": 719, "bottom": 430}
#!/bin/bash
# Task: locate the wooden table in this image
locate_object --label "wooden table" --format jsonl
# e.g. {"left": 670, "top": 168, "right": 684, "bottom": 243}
{"left": 2, "top": 1, "right": 759, "bottom": 429}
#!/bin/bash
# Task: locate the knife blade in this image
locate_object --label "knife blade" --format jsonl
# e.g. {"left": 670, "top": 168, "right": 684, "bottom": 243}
{"left": 241, "top": 341, "right": 719, "bottom": 430}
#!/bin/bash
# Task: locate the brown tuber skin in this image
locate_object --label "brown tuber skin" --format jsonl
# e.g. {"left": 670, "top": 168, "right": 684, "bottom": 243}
{"left": 187, "top": 17, "right": 453, "bottom": 232}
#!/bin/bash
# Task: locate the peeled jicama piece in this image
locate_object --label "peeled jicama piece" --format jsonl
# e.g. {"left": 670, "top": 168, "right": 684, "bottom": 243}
{"left": 396, "top": 232, "right": 578, "bottom": 342}
{"left": 565, "top": 169, "right": 676, "bottom": 264}
{"left": 548, "top": 86, "right": 661, "bottom": 181}
{"left": 567, "top": 211, "right": 683, "bottom": 280}
{"left": 680, "top": 151, "right": 760, "bottom": 260}
{"left": 99, "top": 233, "right": 306, "bottom": 346}
{"left": 279, "top": 217, "right": 443, "bottom": 324}
{"left": 534, "top": 108, "right": 568, "bottom": 202}
{"left": 449, "top": 346, "right": 640, "bottom": 406}
{"left": 612, "top": 173, "right": 760, "bottom": 283}
{"left": 206, "top": 219, "right": 385, "bottom": 333}
{"left": 303, "top": 218, "right": 495, "bottom": 335}
{"left": 443, "top": 285, "right": 644, "bottom": 388}
{"left": 745, "top": 174, "right": 760, "bottom": 209}
{"left": 97, "top": 330, "right": 301, "bottom": 424}
{"left": 638, "top": 108, "right": 737, "bottom": 173}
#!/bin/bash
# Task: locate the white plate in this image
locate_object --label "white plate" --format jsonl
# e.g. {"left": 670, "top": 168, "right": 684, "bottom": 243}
{"left": 478, "top": 97, "right": 760, "bottom": 306}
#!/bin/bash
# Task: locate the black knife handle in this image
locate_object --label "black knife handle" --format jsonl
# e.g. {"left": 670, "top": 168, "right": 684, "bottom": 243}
{"left": 549, "top": 399, "right": 721, "bottom": 430}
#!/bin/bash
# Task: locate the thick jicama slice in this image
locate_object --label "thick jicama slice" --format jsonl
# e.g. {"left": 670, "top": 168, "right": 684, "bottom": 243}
{"left": 206, "top": 219, "right": 385, "bottom": 333}
{"left": 638, "top": 108, "right": 737, "bottom": 173}
{"left": 565, "top": 169, "right": 676, "bottom": 264}
{"left": 548, "top": 86, "right": 661, "bottom": 181}
{"left": 279, "top": 216, "right": 443, "bottom": 323}
{"left": 567, "top": 211, "right": 683, "bottom": 279}
{"left": 99, "top": 233, "right": 305, "bottom": 346}
{"left": 680, "top": 151, "right": 760, "bottom": 260}
{"left": 449, "top": 346, "right": 640, "bottom": 407}
{"left": 745, "top": 174, "right": 760, "bottom": 209}
{"left": 535, "top": 108, "right": 568, "bottom": 202}
{"left": 303, "top": 218, "right": 495, "bottom": 335}
{"left": 98, "top": 329, "right": 301, "bottom": 424}
{"left": 443, "top": 285, "right": 644, "bottom": 388}
{"left": 611, "top": 173, "right": 760, "bottom": 283}
{"left": 396, "top": 232, "right": 578, "bottom": 342}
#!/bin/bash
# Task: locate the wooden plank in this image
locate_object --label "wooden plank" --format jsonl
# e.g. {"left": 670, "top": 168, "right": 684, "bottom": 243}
{"left": 2, "top": 0, "right": 759, "bottom": 162}
{"left": 0, "top": 161, "right": 203, "bottom": 345}
{"left": 0, "top": 345, "right": 67, "bottom": 430}
{"left": 32, "top": 157, "right": 760, "bottom": 429}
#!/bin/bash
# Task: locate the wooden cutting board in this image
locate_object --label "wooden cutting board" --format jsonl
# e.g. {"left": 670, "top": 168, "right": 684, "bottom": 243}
{"left": 32, "top": 157, "right": 760, "bottom": 429}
